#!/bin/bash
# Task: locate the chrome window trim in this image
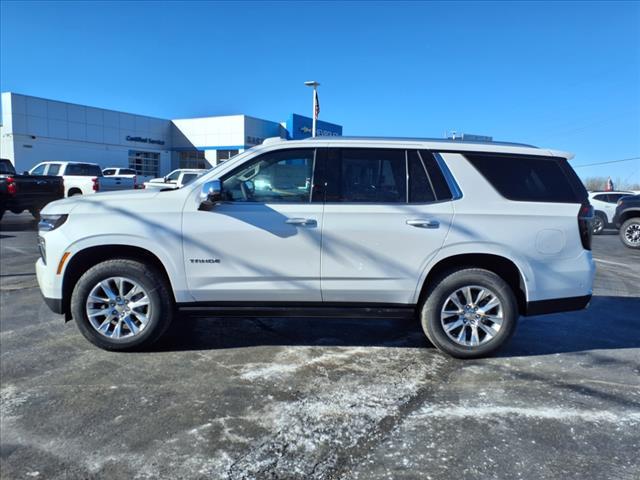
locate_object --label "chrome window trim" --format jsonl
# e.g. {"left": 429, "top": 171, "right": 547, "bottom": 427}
{"left": 433, "top": 152, "right": 463, "bottom": 200}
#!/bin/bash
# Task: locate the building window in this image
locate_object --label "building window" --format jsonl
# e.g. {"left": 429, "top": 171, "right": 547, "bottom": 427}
{"left": 179, "top": 150, "right": 207, "bottom": 169}
{"left": 217, "top": 149, "right": 239, "bottom": 162}
{"left": 128, "top": 150, "right": 160, "bottom": 177}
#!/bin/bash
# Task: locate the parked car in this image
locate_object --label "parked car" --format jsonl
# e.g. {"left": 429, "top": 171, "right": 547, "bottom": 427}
{"left": 612, "top": 194, "right": 640, "bottom": 249}
{"left": 35, "top": 137, "right": 595, "bottom": 358}
{"left": 143, "top": 169, "right": 207, "bottom": 190}
{"left": 102, "top": 167, "right": 147, "bottom": 189}
{"left": 30, "top": 162, "right": 136, "bottom": 197}
{"left": 0, "top": 158, "right": 64, "bottom": 221}
{"left": 588, "top": 190, "right": 634, "bottom": 234}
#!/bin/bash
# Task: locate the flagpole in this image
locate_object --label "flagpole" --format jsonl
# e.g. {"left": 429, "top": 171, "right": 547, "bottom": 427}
{"left": 304, "top": 81, "right": 320, "bottom": 138}
{"left": 312, "top": 86, "right": 317, "bottom": 138}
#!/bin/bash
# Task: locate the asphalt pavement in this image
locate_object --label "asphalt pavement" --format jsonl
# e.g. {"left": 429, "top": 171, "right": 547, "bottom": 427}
{"left": 1, "top": 212, "right": 639, "bottom": 480}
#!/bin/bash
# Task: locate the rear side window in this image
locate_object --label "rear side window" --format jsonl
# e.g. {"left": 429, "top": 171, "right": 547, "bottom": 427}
{"left": 120, "top": 169, "right": 137, "bottom": 175}
{"left": 408, "top": 151, "right": 436, "bottom": 203}
{"left": 65, "top": 163, "right": 103, "bottom": 176}
{"left": 465, "top": 153, "right": 587, "bottom": 203}
{"left": 325, "top": 148, "right": 406, "bottom": 203}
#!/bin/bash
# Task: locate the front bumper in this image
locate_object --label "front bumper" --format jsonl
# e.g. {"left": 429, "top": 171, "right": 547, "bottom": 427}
{"left": 41, "top": 294, "right": 64, "bottom": 314}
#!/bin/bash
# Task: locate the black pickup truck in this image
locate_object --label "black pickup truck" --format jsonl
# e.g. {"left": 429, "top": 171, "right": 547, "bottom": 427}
{"left": 0, "top": 159, "right": 64, "bottom": 221}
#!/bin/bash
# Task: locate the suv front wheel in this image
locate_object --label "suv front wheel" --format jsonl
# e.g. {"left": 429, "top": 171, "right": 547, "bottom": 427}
{"left": 620, "top": 218, "right": 640, "bottom": 249}
{"left": 420, "top": 268, "right": 518, "bottom": 358}
{"left": 70, "top": 259, "right": 174, "bottom": 350}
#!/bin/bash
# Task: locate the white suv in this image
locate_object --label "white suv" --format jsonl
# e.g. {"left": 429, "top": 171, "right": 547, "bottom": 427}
{"left": 35, "top": 137, "right": 595, "bottom": 358}
{"left": 588, "top": 191, "right": 634, "bottom": 234}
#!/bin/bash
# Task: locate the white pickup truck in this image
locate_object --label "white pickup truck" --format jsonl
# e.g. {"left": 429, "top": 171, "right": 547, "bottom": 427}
{"left": 143, "top": 169, "right": 207, "bottom": 190}
{"left": 30, "top": 162, "right": 136, "bottom": 197}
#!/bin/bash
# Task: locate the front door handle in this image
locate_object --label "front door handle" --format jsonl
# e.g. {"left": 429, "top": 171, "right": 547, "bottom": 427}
{"left": 406, "top": 219, "right": 439, "bottom": 229}
{"left": 286, "top": 217, "right": 317, "bottom": 227}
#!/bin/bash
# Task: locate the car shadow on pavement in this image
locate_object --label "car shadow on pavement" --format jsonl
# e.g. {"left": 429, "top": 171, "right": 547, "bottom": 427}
{"left": 151, "top": 295, "right": 640, "bottom": 356}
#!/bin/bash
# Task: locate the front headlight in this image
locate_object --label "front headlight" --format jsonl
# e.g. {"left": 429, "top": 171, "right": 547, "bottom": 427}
{"left": 38, "top": 214, "right": 68, "bottom": 232}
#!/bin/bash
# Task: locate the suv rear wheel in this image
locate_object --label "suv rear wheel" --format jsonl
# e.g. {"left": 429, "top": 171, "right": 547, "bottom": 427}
{"left": 620, "top": 218, "right": 640, "bottom": 249}
{"left": 419, "top": 268, "right": 518, "bottom": 358}
{"left": 70, "top": 259, "right": 174, "bottom": 350}
{"left": 592, "top": 212, "right": 606, "bottom": 235}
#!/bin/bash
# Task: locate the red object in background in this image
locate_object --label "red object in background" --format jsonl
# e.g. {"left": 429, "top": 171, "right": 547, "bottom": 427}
{"left": 605, "top": 177, "right": 614, "bottom": 191}
{"left": 92, "top": 177, "right": 99, "bottom": 192}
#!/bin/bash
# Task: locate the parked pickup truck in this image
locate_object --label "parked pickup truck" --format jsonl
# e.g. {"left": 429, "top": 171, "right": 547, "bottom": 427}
{"left": 102, "top": 167, "right": 148, "bottom": 189}
{"left": 29, "top": 161, "right": 136, "bottom": 197}
{"left": 143, "top": 169, "right": 207, "bottom": 190}
{"left": 0, "top": 159, "right": 64, "bottom": 221}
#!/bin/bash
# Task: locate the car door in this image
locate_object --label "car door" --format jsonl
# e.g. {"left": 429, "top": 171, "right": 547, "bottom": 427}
{"left": 319, "top": 148, "right": 454, "bottom": 304}
{"left": 182, "top": 147, "right": 323, "bottom": 302}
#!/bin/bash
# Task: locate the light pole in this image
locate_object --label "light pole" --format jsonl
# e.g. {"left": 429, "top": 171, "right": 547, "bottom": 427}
{"left": 304, "top": 81, "right": 320, "bottom": 137}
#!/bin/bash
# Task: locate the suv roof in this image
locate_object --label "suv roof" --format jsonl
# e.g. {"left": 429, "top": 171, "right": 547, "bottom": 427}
{"left": 263, "top": 136, "right": 573, "bottom": 159}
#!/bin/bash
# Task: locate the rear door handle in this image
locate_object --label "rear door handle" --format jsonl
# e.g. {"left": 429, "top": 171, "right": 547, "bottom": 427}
{"left": 406, "top": 219, "right": 439, "bottom": 229}
{"left": 286, "top": 218, "right": 317, "bottom": 227}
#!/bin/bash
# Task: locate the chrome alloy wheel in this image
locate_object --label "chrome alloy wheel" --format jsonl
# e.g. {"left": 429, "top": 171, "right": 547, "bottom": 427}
{"left": 85, "top": 277, "right": 151, "bottom": 339}
{"left": 440, "top": 285, "right": 503, "bottom": 347}
{"left": 624, "top": 223, "right": 640, "bottom": 246}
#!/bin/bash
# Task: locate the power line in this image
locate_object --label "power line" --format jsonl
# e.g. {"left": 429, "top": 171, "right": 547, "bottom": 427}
{"left": 572, "top": 157, "right": 640, "bottom": 168}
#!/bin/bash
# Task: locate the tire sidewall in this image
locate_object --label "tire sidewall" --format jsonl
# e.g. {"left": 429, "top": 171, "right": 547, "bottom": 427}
{"left": 71, "top": 260, "right": 173, "bottom": 350}
{"left": 421, "top": 269, "right": 518, "bottom": 358}
{"left": 620, "top": 218, "right": 640, "bottom": 249}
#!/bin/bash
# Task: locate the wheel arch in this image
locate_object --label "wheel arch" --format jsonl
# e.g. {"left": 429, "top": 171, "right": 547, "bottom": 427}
{"left": 61, "top": 245, "right": 175, "bottom": 320}
{"left": 619, "top": 209, "right": 640, "bottom": 224}
{"left": 417, "top": 253, "right": 528, "bottom": 314}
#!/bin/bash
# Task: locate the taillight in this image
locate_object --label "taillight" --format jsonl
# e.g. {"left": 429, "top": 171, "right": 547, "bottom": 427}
{"left": 578, "top": 202, "right": 594, "bottom": 250}
{"left": 6, "top": 176, "right": 17, "bottom": 196}
{"left": 92, "top": 177, "right": 99, "bottom": 192}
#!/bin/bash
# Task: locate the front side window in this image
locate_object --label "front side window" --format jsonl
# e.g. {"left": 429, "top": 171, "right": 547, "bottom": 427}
{"left": 31, "top": 164, "right": 47, "bottom": 176}
{"left": 222, "top": 148, "right": 314, "bottom": 203}
{"left": 166, "top": 170, "right": 181, "bottom": 182}
{"left": 103, "top": 169, "right": 115, "bottom": 176}
{"left": 181, "top": 173, "right": 199, "bottom": 185}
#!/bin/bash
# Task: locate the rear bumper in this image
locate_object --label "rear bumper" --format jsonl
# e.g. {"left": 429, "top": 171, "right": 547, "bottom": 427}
{"left": 523, "top": 294, "right": 592, "bottom": 316}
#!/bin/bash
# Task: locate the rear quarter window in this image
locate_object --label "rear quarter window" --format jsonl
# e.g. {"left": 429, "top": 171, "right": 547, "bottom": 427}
{"left": 65, "top": 164, "right": 103, "bottom": 176}
{"left": 464, "top": 153, "right": 587, "bottom": 203}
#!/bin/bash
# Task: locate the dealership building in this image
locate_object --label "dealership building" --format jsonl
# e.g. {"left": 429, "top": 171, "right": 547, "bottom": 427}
{"left": 0, "top": 92, "right": 342, "bottom": 177}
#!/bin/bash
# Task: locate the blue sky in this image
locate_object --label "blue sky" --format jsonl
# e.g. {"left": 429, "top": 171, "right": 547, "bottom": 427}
{"left": 1, "top": 1, "right": 639, "bottom": 184}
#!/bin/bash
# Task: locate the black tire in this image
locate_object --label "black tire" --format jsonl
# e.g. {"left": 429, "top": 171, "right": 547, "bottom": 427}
{"left": 10, "top": 209, "right": 23, "bottom": 214}
{"left": 419, "top": 268, "right": 518, "bottom": 359}
{"left": 0, "top": 209, "right": 4, "bottom": 222}
{"left": 592, "top": 212, "right": 606, "bottom": 235}
{"left": 619, "top": 218, "right": 640, "bottom": 249}
{"left": 71, "top": 259, "right": 174, "bottom": 351}
{"left": 30, "top": 207, "right": 41, "bottom": 221}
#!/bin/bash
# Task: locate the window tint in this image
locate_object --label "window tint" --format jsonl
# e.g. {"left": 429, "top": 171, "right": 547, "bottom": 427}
{"left": 166, "top": 170, "right": 181, "bottom": 181}
{"left": 607, "top": 194, "right": 626, "bottom": 203}
{"left": 103, "top": 169, "right": 115, "bottom": 176}
{"left": 465, "top": 153, "right": 586, "bottom": 203}
{"left": 325, "top": 148, "right": 406, "bottom": 203}
{"left": 65, "top": 163, "right": 102, "bottom": 176}
{"left": 31, "top": 164, "right": 46, "bottom": 176}
{"left": 120, "top": 169, "right": 137, "bottom": 175}
{"left": 408, "top": 150, "right": 436, "bottom": 203}
{"left": 47, "top": 164, "right": 61, "bottom": 176}
{"left": 419, "top": 151, "right": 453, "bottom": 200}
{"left": 222, "top": 148, "right": 314, "bottom": 203}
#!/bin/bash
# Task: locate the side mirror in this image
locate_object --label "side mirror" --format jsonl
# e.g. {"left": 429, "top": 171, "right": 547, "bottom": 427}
{"left": 198, "top": 179, "right": 222, "bottom": 210}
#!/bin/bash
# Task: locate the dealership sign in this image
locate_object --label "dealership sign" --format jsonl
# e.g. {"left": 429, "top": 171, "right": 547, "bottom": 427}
{"left": 286, "top": 113, "right": 342, "bottom": 140}
{"left": 126, "top": 135, "right": 165, "bottom": 146}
